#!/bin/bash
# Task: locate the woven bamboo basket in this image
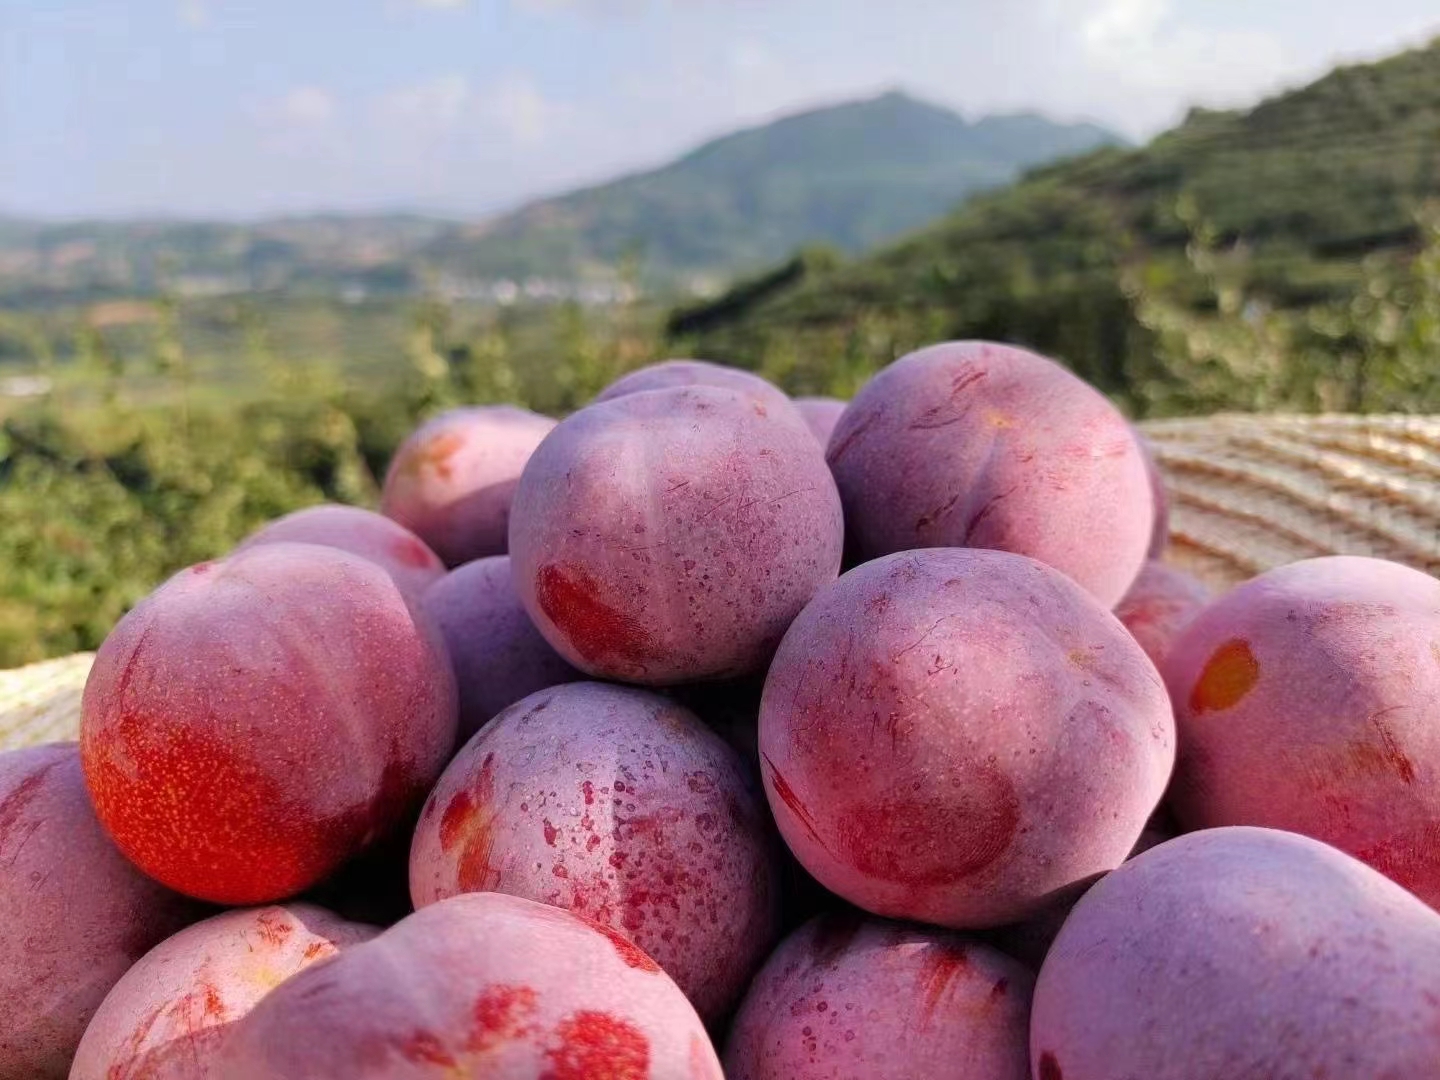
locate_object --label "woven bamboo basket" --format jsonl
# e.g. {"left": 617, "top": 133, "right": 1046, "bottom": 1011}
{"left": 5, "top": 412, "right": 1439, "bottom": 753}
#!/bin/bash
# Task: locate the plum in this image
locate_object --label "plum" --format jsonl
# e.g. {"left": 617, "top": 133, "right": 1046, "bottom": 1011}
{"left": 759, "top": 548, "right": 1174, "bottom": 929}
{"left": 509, "top": 385, "right": 844, "bottom": 684}
{"left": 81, "top": 543, "right": 458, "bottom": 905}
{"left": 825, "top": 341, "right": 1153, "bottom": 606}
{"left": 1162, "top": 555, "right": 1440, "bottom": 908}
{"left": 212, "top": 891, "right": 723, "bottom": 1079}
{"left": 420, "top": 556, "right": 582, "bottom": 741}
{"left": 381, "top": 406, "right": 556, "bottom": 566}
{"left": 409, "top": 682, "right": 782, "bottom": 1024}
{"left": 1031, "top": 827, "right": 1440, "bottom": 1078}
{"left": 726, "top": 913, "right": 1032, "bottom": 1080}
{"left": 236, "top": 503, "right": 445, "bottom": 599}
{"left": 0, "top": 744, "right": 196, "bottom": 1079}
{"left": 1114, "top": 560, "right": 1210, "bottom": 669}
{"left": 71, "top": 904, "right": 378, "bottom": 1079}
{"left": 595, "top": 359, "right": 806, "bottom": 431}
{"left": 793, "top": 396, "right": 846, "bottom": 446}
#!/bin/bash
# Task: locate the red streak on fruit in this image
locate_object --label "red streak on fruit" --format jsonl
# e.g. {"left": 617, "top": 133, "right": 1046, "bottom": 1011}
{"left": 398, "top": 1030, "right": 457, "bottom": 1067}
{"left": 761, "top": 754, "right": 826, "bottom": 850}
{"left": 202, "top": 984, "right": 226, "bottom": 1019}
{"left": 302, "top": 940, "right": 333, "bottom": 962}
{"left": 917, "top": 943, "right": 969, "bottom": 1028}
{"left": 837, "top": 763, "right": 1019, "bottom": 885}
{"left": 1190, "top": 639, "right": 1259, "bottom": 714}
{"left": 440, "top": 791, "right": 477, "bottom": 852}
{"left": 0, "top": 757, "right": 60, "bottom": 848}
{"left": 543, "top": 820, "right": 559, "bottom": 846}
{"left": 254, "top": 910, "right": 293, "bottom": 947}
{"left": 456, "top": 817, "right": 499, "bottom": 892}
{"left": 1368, "top": 708, "right": 1417, "bottom": 784}
{"left": 1038, "top": 1051, "right": 1064, "bottom": 1080}
{"left": 582, "top": 780, "right": 596, "bottom": 805}
{"left": 465, "top": 984, "right": 538, "bottom": 1053}
{"left": 1356, "top": 821, "right": 1440, "bottom": 894}
{"left": 542, "top": 1011, "right": 649, "bottom": 1080}
{"left": 536, "top": 564, "right": 656, "bottom": 675}
{"left": 578, "top": 914, "right": 661, "bottom": 973}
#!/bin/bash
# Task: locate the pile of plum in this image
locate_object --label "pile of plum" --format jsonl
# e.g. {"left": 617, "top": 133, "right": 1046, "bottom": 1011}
{"left": 6, "top": 342, "right": 1440, "bottom": 1078}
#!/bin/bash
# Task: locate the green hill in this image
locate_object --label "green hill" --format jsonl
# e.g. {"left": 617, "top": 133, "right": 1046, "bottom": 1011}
{"left": 675, "top": 39, "right": 1440, "bottom": 416}
{"left": 422, "top": 92, "right": 1124, "bottom": 284}
{"left": 0, "top": 94, "right": 1122, "bottom": 305}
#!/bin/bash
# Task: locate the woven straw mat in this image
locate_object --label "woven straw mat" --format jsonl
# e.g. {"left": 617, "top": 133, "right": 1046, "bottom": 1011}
{"left": 5, "top": 411, "right": 1440, "bottom": 753}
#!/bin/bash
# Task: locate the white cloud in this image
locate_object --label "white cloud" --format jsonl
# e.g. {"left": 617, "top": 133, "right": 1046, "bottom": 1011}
{"left": 376, "top": 72, "right": 565, "bottom": 145}
{"left": 378, "top": 74, "right": 472, "bottom": 130}
{"left": 480, "top": 75, "right": 559, "bottom": 143}
{"left": 277, "top": 86, "right": 337, "bottom": 125}
{"left": 177, "top": 0, "right": 208, "bottom": 27}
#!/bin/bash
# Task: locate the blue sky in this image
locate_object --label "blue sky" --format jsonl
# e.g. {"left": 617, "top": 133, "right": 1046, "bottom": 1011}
{"left": 3, "top": 0, "right": 1437, "bottom": 219}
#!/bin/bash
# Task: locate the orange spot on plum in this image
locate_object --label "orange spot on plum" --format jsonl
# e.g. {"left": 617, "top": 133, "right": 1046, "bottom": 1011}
{"left": 1190, "top": 639, "right": 1259, "bottom": 714}
{"left": 918, "top": 943, "right": 969, "bottom": 1028}
{"left": 542, "top": 1011, "right": 649, "bottom": 1080}
{"left": 406, "top": 431, "right": 466, "bottom": 481}
{"left": 302, "top": 941, "right": 333, "bottom": 962}
{"left": 536, "top": 564, "right": 656, "bottom": 676}
{"left": 456, "top": 818, "right": 498, "bottom": 892}
{"left": 202, "top": 984, "right": 226, "bottom": 1019}
{"left": 440, "top": 791, "right": 478, "bottom": 852}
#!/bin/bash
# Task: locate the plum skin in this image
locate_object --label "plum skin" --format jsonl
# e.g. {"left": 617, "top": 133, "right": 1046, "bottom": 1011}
{"left": 1031, "top": 827, "right": 1440, "bottom": 1078}
{"left": 210, "top": 892, "right": 723, "bottom": 1079}
{"left": 793, "top": 397, "right": 847, "bottom": 446}
{"left": 420, "top": 556, "right": 582, "bottom": 741}
{"left": 759, "top": 548, "right": 1174, "bottom": 929}
{"left": 509, "top": 384, "right": 844, "bottom": 684}
{"left": 1161, "top": 555, "right": 1440, "bottom": 908}
{"left": 1114, "top": 560, "right": 1210, "bottom": 669}
{"left": 236, "top": 503, "right": 445, "bottom": 599}
{"left": 0, "top": 744, "right": 197, "bottom": 1080}
{"left": 825, "top": 340, "right": 1154, "bottom": 607}
{"left": 409, "top": 681, "right": 782, "bottom": 1024}
{"left": 70, "top": 903, "right": 378, "bottom": 1080}
{"left": 726, "top": 913, "right": 1033, "bottom": 1080}
{"left": 81, "top": 543, "right": 458, "bottom": 906}
{"left": 381, "top": 405, "right": 556, "bottom": 566}
{"left": 595, "top": 359, "right": 807, "bottom": 431}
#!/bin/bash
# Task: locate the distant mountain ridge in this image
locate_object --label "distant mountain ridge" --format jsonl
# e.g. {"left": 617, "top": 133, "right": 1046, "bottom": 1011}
{"left": 0, "top": 93, "right": 1124, "bottom": 304}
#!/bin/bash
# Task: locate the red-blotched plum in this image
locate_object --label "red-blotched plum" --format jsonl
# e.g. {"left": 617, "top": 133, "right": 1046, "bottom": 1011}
{"left": 420, "top": 556, "right": 582, "bottom": 741}
{"left": 1114, "top": 560, "right": 1210, "bottom": 669}
{"left": 236, "top": 504, "right": 445, "bottom": 599}
{"left": 825, "top": 341, "right": 1153, "bottom": 606}
{"left": 381, "top": 406, "right": 556, "bottom": 566}
{"left": 726, "top": 913, "right": 1032, "bottom": 1080}
{"left": 1137, "top": 431, "right": 1170, "bottom": 557}
{"left": 794, "top": 397, "right": 846, "bottom": 446}
{"left": 509, "top": 385, "right": 844, "bottom": 684}
{"left": 211, "top": 892, "right": 723, "bottom": 1079}
{"left": 595, "top": 359, "right": 806, "bottom": 431}
{"left": 759, "top": 548, "right": 1174, "bottom": 928}
{"left": 80, "top": 543, "right": 458, "bottom": 905}
{"left": 71, "top": 904, "right": 378, "bottom": 1080}
{"left": 1162, "top": 555, "right": 1440, "bottom": 907}
{"left": 409, "top": 682, "right": 781, "bottom": 1023}
{"left": 1031, "top": 827, "right": 1440, "bottom": 1078}
{"left": 0, "top": 744, "right": 196, "bottom": 1079}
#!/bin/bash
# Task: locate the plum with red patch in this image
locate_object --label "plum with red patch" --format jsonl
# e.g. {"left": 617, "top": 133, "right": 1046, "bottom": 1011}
{"left": 420, "top": 556, "right": 583, "bottom": 740}
{"left": 759, "top": 548, "right": 1174, "bottom": 928}
{"left": 508, "top": 384, "right": 843, "bottom": 684}
{"left": 1114, "top": 560, "right": 1209, "bottom": 669}
{"left": 409, "top": 682, "right": 782, "bottom": 1023}
{"left": 80, "top": 543, "right": 458, "bottom": 905}
{"left": 210, "top": 892, "right": 722, "bottom": 1078}
{"left": 725, "top": 913, "right": 1032, "bottom": 1079}
{"left": 236, "top": 503, "right": 445, "bottom": 599}
{"left": 71, "top": 903, "right": 377, "bottom": 1079}
{"left": 1031, "top": 827, "right": 1440, "bottom": 1077}
{"left": 0, "top": 743, "right": 197, "bottom": 1079}
{"left": 1161, "top": 555, "right": 1440, "bottom": 907}
{"left": 381, "top": 405, "right": 556, "bottom": 566}
{"left": 825, "top": 341, "right": 1154, "bottom": 606}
